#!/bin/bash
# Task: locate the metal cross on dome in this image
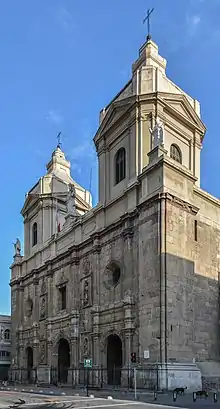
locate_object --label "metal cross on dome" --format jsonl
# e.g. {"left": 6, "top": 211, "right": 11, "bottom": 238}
{"left": 143, "top": 8, "right": 154, "bottom": 41}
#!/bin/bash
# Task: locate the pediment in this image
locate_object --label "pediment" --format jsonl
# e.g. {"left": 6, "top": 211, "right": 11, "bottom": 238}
{"left": 161, "top": 93, "right": 206, "bottom": 135}
{"left": 21, "top": 173, "right": 90, "bottom": 216}
{"left": 94, "top": 96, "right": 135, "bottom": 142}
{"left": 21, "top": 180, "right": 41, "bottom": 214}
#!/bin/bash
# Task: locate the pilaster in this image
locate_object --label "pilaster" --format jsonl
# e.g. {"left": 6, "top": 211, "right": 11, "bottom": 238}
{"left": 92, "top": 235, "right": 101, "bottom": 305}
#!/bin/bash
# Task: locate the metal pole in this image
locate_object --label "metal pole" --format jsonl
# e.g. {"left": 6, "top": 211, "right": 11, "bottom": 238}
{"left": 86, "top": 368, "right": 89, "bottom": 397}
{"left": 134, "top": 368, "right": 137, "bottom": 400}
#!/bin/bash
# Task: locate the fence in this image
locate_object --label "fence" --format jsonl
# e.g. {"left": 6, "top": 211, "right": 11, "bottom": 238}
{"left": 8, "top": 365, "right": 159, "bottom": 391}
{"left": 0, "top": 365, "right": 10, "bottom": 381}
{"left": 8, "top": 368, "right": 37, "bottom": 385}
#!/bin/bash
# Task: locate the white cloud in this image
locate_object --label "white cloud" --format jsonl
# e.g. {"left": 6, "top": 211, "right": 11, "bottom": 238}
{"left": 186, "top": 14, "right": 201, "bottom": 36}
{"left": 46, "top": 109, "right": 64, "bottom": 125}
{"left": 191, "top": 15, "right": 201, "bottom": 26}
{"left": 54, "top": 6, "right": 76, "bottom": 32}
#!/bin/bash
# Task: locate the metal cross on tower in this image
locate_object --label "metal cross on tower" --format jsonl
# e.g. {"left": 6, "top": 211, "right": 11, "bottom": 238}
{"left": 57, "top": 132, "right": 62, "bottom": 148}
{"left": 143, "top": 8, "right": 154, "bottom": 41}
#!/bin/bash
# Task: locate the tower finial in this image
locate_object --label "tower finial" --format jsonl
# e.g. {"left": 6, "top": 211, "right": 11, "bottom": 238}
{"left": 57, "top": 132, "right": 62, "bottom": 148}
{"left": 143, "top": 8, "right": 154, "bottom": 42}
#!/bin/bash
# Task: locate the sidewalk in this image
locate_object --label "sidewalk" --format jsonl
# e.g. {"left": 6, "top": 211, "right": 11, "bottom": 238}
{"left": 1, "top": 385, "right": 220, "bottom": 408}
{"left": 0, "top": 383, "right": 154, "bottom": 398}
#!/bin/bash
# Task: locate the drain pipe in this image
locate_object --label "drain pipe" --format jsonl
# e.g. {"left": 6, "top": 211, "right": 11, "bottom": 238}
{"left": 159, "top": 193, "right": 168, "bottom": 390}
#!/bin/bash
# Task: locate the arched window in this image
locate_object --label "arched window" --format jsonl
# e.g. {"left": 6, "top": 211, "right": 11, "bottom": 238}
{"left": 170, "top": 144, "right": 182, "bottom": 164}
{"left": 115, "top": 147, "right": 126, "bottom": 185}
{"left": 4, "top": 329, "right": 10, "bottom": 340}
{"left": 32, "top": 222, "right": 37, "bottom": 247}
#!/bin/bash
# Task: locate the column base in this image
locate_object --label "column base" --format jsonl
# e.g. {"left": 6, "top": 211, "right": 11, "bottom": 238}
{"left": 37, "top": 365, "right": 51, "bottom": 384}
{"left": 158, "top": 362, "right": 202, "bottom": 391}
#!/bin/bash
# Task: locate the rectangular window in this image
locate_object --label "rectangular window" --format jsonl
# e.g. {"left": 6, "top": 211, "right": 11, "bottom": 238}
{"left": 194, "top": 220, "right": 198, "bottom": 242}
{"left": 59, "top": 286, "right": 66, "bottom": 310}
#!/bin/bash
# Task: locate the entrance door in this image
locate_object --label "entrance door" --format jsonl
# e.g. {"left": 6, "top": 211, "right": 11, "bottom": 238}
{"left": 26, "top": 347, "right": 33, "bottom": 383}
{"left": 58, "top": 338, "right": 70, "bottom": 383}
{"left": 107, "top": 334, "right": 122, "bottom": 385}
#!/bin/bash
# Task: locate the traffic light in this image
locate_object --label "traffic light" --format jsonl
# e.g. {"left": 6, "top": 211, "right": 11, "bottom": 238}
{"left": 131, "top": 352, "right": 136, "bottom": 363}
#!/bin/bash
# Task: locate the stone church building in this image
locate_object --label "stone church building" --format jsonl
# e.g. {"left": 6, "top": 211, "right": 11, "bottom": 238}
{"left": 10, "top": 36, "right": 220, "bottom": 390}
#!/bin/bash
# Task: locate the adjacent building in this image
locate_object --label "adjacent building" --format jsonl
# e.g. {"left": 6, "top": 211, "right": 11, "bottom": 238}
{"left": 10, "top": 36, "right": 220, "bottom": 390}
{"left": 0, "top": 315, "right": 11, "bottom": 380}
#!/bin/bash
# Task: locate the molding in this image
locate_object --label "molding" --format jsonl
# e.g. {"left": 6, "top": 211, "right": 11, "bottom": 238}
{"left": 164, "top": 192, "right": 199, "bottom": 215}
{"left": 194, "top": 185, "right": 220, "bottom": 209}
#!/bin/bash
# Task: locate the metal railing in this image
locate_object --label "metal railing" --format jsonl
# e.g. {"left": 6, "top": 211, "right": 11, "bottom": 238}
{"left": 8, "top": 365, "right": 159, "bottom": 390}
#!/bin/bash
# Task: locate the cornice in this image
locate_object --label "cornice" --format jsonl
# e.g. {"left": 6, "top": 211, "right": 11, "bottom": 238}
{"left": 194, "top": 185, "right": 220, "bottom": 208}
{"left": 94, "top": 98, "right": 137, "bottom": 144}
{"left": 164, "top": 192, "right": 199, "bottom": 215}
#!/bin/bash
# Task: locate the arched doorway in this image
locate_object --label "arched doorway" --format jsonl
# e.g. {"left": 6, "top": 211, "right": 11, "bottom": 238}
{"left": 58, "top": 338, "right": 70, "bottom": 383}
{"left": 107, "top": 334, "right": 122, "bottom": 385}
{"left": 26, "top": 347, "right": 33, "bottom": 383}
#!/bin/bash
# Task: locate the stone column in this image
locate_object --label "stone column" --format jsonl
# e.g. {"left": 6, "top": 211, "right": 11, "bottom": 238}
{"left": 92, "top": 234, "right": 101, "bottom": 306}
{"left": 70, "top": 249, "right": 80, "bottom": 309}
{"left": 33, "top": 277, "right": 39, "bottom": 323}
{"left": 24, "top": 215, "right": 30, "bottom": 257}
{"left": 19, "top": 344, "right": 26, "bottom": 383}
{"left": 122, "top": 330, "right": 133, "bottom": 388}
{"left": 70, "top": 338, "right": 79, "bottom": 386}
{"left": 46, "top": 263, "right": 54, "bottom": 317}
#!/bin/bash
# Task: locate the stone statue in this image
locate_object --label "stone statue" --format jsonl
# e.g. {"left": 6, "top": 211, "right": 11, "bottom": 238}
{"left": 83, "top": 257, "right": 90, "bottom": 274}
{"left": 0, "top": 327, "right": 3, "bottom": 340}
{"left": 41, "top": 280, "right": 46, "bottom": 295}
{"left": 149, "top": 117, "right": 164, "bottom": 148}
{"left": 66, "top": 184, "right": 78, "bottom": 216}
{"left": 14, "top": 238, "right": 21, "bottom": 256}
{"left": 26, "top": 298, "right": 33, "bottom": 317}
{"left": 83, "top": 337, "right": 88, "bottom": 357}
{"left": 83, "top": 280, "right": 89, "bottom": 306}
{"left": 40, "top": 297, "right": 46, "bottom": 319}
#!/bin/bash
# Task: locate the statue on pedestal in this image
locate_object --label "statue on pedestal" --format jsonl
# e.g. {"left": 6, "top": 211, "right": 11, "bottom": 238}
{"left": 13, "top": 238, "right": 21, "bottom": 257}
{"left": 149, "top": 117, "right": 165, "bottom": 148}
{"left": 83, "top": 280, "right": 89, "bottom": 306}
{"left": 66, "top": 184, "right": 79, "bottom": 217}
{"left": 40, "top": 297, "right": 46, "bottom": 320}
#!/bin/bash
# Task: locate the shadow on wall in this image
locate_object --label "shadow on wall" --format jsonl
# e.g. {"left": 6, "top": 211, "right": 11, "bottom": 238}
{"left": 165, "top": 252, "right": 220, "bottom": 363}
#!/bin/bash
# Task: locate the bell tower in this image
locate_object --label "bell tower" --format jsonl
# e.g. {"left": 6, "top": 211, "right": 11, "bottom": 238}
{"left": 94, "top": 33, "right": 205, "bottom": 206}
{"left": 21, "top": 144, "right": 92, "bottom": 258}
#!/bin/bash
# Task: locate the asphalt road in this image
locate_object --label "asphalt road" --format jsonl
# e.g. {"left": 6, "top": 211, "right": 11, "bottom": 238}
{"left": 0, "top": 389, "right": 220, "bottom": 409}
{"left": 0, "top": 391, "right": 186, "bottom": 409}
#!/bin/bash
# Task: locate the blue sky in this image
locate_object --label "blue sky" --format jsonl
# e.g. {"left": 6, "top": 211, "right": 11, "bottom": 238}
{"left": 0, "top": 0, "right": 219, "bottom": 314}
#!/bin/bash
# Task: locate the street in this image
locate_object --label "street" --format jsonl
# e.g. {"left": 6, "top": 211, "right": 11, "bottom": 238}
{"left": 0, "top": 390, "right": 187, "bottom": 409}
{"left": 0, "top": 389, "right": 220, "bottom": 409}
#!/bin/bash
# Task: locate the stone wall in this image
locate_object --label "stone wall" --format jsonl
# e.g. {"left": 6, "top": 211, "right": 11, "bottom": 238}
{"left": 166, "top": 197, "right": 220, "bottom": 362}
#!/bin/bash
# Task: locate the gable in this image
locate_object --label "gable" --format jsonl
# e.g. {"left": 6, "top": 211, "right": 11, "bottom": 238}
{"left": 160, "top": 93, "right": 206, "bottom": 135}
{"left": 94, "top": 96, "right": 135, "bottom": 142}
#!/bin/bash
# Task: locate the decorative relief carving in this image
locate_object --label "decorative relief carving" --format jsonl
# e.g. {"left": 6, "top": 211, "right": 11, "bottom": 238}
{"left": 39, "top": 343, "right": 46, "bottom": 364}
{"left": 83, "top": 279, "right": 89, "bottom": 307}
{"left": 57, "top": 271, "right": 68, "bottom": 287}
{"left": 40, "top": 297, "right": 47, "bottom": 320}
{"left": 83, "top": 257, "right": 90, "bottom": 275}
{"left": 83, "top": 337, "right": 89, "bottom": 358}
{"left": 26, "top": 298, "right": 33, "bottom": 317}
{"left": 41, "top": 279, "right": 47, "bottom": 295}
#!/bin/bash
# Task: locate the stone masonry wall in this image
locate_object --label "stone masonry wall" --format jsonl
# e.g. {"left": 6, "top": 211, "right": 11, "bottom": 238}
{"left": 166, "top": 198, "right": 220, "bottom": 363}
{"left": 138, "top": 201, "right": 160, "bottom": 364}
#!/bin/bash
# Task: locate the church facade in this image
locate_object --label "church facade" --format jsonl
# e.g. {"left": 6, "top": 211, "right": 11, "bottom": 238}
{"left": 10, "top": 38, "right": 220, "bottom": 390}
